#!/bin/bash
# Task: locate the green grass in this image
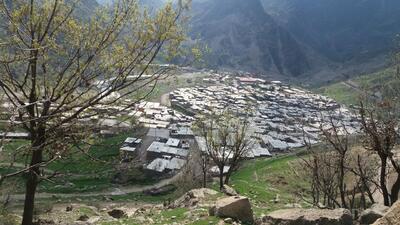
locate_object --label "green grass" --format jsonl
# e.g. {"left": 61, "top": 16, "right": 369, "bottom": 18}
{"left": 229, "top": 155, "right": 309, "bottom": 215}
{"left": 47, "top": 133, "right": 128, "bottom": 174}
{"left": 317, "top": 83, "right": 359, "bottom": 105}
{"left": 100, "top": 207, "right": 219, "bottom": 225}
{"left": 39, "top": 177, "right": 113, "bottom": 194}
{"left": 0, "top": 132, "right": 156, "bottom": 194}
{"left": 317, "top": 66, "right": 400, "bottom": 106}
{"left": 190, "top": 217, "right": 219, "bottom": 225}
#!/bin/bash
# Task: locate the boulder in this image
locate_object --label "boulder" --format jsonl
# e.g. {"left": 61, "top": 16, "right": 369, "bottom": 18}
{"left": 222, "top": 185, "right": 238, "bottom": 196}
{"left": 211, "top": 196, "right": 254, "bottom": 224}
{"left": 174, "top": 188, "right": 218, "bottom": 208}
{"left": 188, "top": 188, "right": 218, "bottom": 199}
{"left": 262, "top": 208, "right": 353, "bottom": 225}
{"left": 77, "top": 215, "right": 89, "bottom": 222}
{"left": 373, "top": 201, "right": 400, "bottom": 225}
{"left": 87, "top": 216, "right": 101, "bottom": 224}
{"left": 359, "top": 204, "right": 389, "bottom": 224}
{"left": 66, "top": 205, "right": 74, "bottom": 212}
{"left": 107, "top": 208, "right": 127, "bottom": 219}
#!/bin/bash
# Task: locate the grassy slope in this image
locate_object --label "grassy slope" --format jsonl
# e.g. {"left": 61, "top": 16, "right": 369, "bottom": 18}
{"left": 316, "top": 66, "right": 399, "bottom": 106}
{"left": 42, "top": 156, "right": 305, "bottom": 225}
{"left": 229, "top": 155, "right": 308, "bottom": 215}
{"left": 316, "top": 83, "right": 358, "bottom": 106}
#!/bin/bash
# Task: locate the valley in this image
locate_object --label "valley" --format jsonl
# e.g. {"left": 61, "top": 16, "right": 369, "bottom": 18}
{"left": 1, "top": 1, "right": 400, "bottom": 225}
{"left": 0, "top": 68, "right": 367, "bottom": 224}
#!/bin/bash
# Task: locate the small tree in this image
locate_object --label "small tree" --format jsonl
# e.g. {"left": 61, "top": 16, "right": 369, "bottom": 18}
{"left": 199, "top": 151, "right": 209, "bottom": 188}
{"left": 359, "top": 100, "right": 399, "bottom": 206}
{"left": 195, "top": 111, "right": 252, "bottom": 190}
{"left": 298, "top": 111, "right": 377, "bottom": 210}
{"left": 0, "top": 0, "right": 188, "bottom": 224}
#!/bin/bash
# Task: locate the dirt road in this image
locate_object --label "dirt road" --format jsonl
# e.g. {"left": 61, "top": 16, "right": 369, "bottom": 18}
{"left": 9, "top": 174, "right": 180, "bottom": 201}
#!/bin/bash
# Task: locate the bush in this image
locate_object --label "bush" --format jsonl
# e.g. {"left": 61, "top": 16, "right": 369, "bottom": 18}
{"left": 0, "top": 208, "right": 18, "bottom": 225}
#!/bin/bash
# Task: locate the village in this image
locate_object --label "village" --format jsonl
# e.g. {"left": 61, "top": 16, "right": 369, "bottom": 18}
{"left": 0, "top": 70, "right": 360, "bottom": 179}
{"left": 110, "top": 72, "right": 360, "bottom": 177}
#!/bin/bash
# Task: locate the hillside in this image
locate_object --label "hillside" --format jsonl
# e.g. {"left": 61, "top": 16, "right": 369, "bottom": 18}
{"left": 317, "top": 66, "right": 400, "bottom": 105}
{"left": 190, "top": 0, "right": 313, "bottom": 80}
{"left": 1, "top": 155, "right": 306, "bottom": 225}
{"left": 87, "top": 0, "right": 400, "bottom": 84}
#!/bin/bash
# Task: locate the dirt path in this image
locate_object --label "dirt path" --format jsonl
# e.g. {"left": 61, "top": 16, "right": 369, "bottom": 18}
{"left": 10, "top": 174, "right": 180, "bottom": 201}
{"left": 0, "top": 162, "right": 54, "bottom": 174}
{"left": 341, "top": 81, "right": 361, "bottom": 92}
{"left": 341, "top": 80, "right": 379, "bottom": 100}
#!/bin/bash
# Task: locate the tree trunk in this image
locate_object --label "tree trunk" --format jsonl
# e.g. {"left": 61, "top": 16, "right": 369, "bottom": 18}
{"left": 202, "top": 170, "right": 207, "bottom": 188}
{"left": 224, "top": 168, "right": 234, "bottom": 186}
{"left": 22, "top": 129, "right": 44, "bottom": 225}
{"left": 21, "top": 169, "right": 39, "bottom": 225}
{"left": 219, "top": 166, "right": 224, "bottom": 190}
{"left": 380, "top": 157, "right": 390, "bottom": 206}
{"left": 224, "top": 175, "right": 230, "bottom": 185}
{"left": 390, "top": 173, "right": 400, "bottom": 205}
{"left": 338, "top": 156, "right": 348, "bottom": 208}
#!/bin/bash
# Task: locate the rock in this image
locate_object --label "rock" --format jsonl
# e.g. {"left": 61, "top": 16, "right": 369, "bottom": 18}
{"left": 102, "top": 196, "right": 114, "bottom": 202}
{"left": 110, "top": 207, "right": 137, "bottom": 218}
{"left": 66, "top": 205, "right": 74, "bottom": 212}
{"left": 189, "top": 188, "right": 218, "bottom": 199}
{"left": 274, "top": 194, "right": 280, "bottom": 203}
{"left": 284, "top": 203, "right": 302, "bottom": 209}
{"left": 33, "top": 219, "right": 55, "bottom": 225}
{"left": 77, "top": 215, "right": 89, "bottom": 221}
{"left": 136, "top": 216, "right": 146, "bottom": 223}
{"left": 360, "top": 204, "right": 389, "bottom": 224}
{"left": 87, "top": 216, "right": 100, "bottom": 224}
{"left": 108, "top": 208, "right": 127, "bottom": 219}
{"left": 224, "top": 217, "right": 233, "bottom": 224}
{"left": 65, "top": 182, "right": 75, "bottom": 187}
{"left": 212, "top": 196, "right": 254, "bottom": 224}
{"left": 262, "top": 208, "right": 353, "bottom": 225}
{"left": 373, "top": 201, "right": 400, "bottom": 225}
{"left": 143, "top": 184, "right": 176, "bottom": 196}
{"left": 209, "top": 206, "right": 217, "bottom": 216}
{"left": 174, "top": 188, "right": 218, "bottom": 208}
{"left": 222, "top": 185, "right": 238, "bottom": 196}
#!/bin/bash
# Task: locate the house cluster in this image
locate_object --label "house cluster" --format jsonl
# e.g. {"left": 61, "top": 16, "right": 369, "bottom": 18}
{"left": 92, "top": 100, "right": 193, "bottom": 136}
{"left": 170, "top": 74, "right": 360, "bottom": 154}
{"left": 119, "top": 123, "right": 195, "bottom": 175}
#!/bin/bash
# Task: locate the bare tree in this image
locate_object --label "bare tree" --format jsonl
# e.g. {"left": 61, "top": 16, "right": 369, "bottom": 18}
{"left": 195, "top": 111, "right": 253, "bottom": 190}
{"left": 0, "top": 0, "right": 188, "bottom": 224}
{"left": 298, "top": 111, "right": 377, "bottom": 210}
{"left": 359, "top": 100, "right": 399, "bottom": 206}
{"left": 199, "top": 151, "right": 209, "bottom": 188}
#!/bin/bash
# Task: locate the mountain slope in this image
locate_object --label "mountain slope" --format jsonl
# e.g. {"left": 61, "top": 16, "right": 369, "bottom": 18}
{"left": 261, "top": 0, "right": 400, "bottom": 63}
{"left": 317, "top": 66, "right": 400, "bottom": 105}
{"left": 190, "top": 0, "right": 314, "bottom": 78}
{"left": 189, "top": 0, "right": 400, "bottom": 83}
